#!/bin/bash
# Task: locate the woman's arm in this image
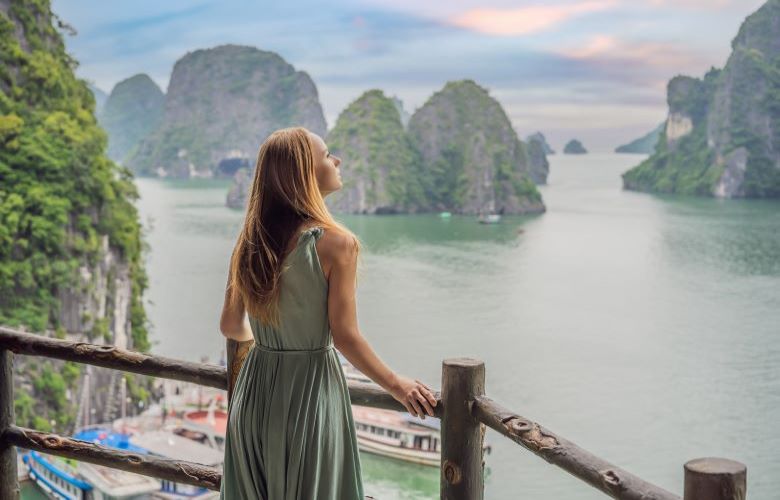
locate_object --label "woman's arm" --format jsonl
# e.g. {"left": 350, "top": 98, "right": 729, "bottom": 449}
{"left": 219, "top": 275, "right": 254, "bottom": 342}
{"left": 324, "top": 232, "right": 437, "bottom": 418}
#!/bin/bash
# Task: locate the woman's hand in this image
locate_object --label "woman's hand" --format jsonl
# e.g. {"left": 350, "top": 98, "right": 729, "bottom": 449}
{"left": 389, "top": 374, "right": 438, "bottom": 419}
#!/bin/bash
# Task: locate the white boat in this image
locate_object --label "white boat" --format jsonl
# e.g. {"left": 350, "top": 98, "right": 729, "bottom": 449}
{"left": 353, "top": 406, "right": 443, "bottom": 466}
{"left": 477, "top": 213, "right": 501, "bottom": 224}
{"left": 338, "top": 353, "right": 491, "bottom": 467}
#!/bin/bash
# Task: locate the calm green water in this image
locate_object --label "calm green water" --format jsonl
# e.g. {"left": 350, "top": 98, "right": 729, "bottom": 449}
{"left": 111, "top": 154, "right": 778, "bottom": 499}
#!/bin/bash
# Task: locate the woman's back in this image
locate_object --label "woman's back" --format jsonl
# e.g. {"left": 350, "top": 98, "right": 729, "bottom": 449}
{"left": 249, "top": 226, "right": 330, "bottom": 351}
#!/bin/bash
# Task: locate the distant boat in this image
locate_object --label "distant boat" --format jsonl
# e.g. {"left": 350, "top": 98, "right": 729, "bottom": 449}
{"left": 478, "top": 213, "right": 501, "bottom": 224}
{"left": 439, "top": 211, "right": 451, "bottom": 218}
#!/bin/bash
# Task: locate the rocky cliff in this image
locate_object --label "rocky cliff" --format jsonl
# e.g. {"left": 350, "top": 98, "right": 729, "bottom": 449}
{"left": 0, "top": 0, "right": 151, "bottom": 432}
{"left": 615, "top": 124, "right": 663, "bottom": 154}
{"left": 563, "top": 139, "right": 587, "bottom": 155}
{"left": 407, "top": 80, "right": 544, "bottom": 214}
{"left": 527, "top": 132, "right": 555, "bottom": 155}
{"left": 324, "top": 90, "right": 422, "bottom": 214}
{"left": 127, "top": 44, "right": 327, "bottom": 178}
{"left": 99, "top": 73, "right": 165, "bottom": 164}
{"left": 623, "top": 0, "right": 780, "bottom": 197}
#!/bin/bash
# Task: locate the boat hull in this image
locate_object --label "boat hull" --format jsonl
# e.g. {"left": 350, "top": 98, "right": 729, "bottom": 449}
{"left": 356, "top": 434, "right": 439, "bottom": 467}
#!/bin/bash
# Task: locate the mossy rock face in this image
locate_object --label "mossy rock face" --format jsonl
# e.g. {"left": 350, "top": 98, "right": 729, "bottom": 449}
{"left": 325, "top": 89, "right": 423, "bottom": 214}
{"left": 1, "top": 0, "right": 151, "bottom": 428}
{"left": 229, "top": 80, "right": 546, "bottom": 214}
{"left": 99, "top": 74, "right": 165, "bottom": 164}
{"left": 623, "top": 0, "right": 780, "bottom": 198}
{"left": 563, "top": 139, "right": 587, "bottom": 155}
{"left": 126, "top": 44, "right": 327, "bottom": 178}
{"left": 407, "top": 80, "right": 544, "bottom": 214}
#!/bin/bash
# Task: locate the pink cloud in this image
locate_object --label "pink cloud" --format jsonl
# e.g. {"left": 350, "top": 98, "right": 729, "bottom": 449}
{"left": 561, "top": 34, "right": 701, "bottom": 69}
{"left": 448, "top": 1, "right": 619, "bottom": 36}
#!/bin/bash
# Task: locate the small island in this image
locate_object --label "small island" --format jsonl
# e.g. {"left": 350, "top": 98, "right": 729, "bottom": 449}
{"left": 563, "top": 139, "right": 588, "bottom": 155}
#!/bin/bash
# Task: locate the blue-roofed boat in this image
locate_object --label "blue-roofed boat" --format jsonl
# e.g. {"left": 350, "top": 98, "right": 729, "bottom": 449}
{"left": 22, "top": 426, "right": 221, "bottom": 499}
{"left": 22, "top": 443, "right": 159, "bottom": 500}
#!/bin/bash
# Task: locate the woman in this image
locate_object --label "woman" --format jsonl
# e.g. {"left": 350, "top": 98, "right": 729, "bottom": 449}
{"left": 218, "top": 127, "right": 438, "bottom": 499}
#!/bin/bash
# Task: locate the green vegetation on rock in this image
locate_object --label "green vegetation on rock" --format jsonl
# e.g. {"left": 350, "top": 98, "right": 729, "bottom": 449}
{"left": 406, "top": 80, "right": 544, "bottom": 214}
{"left": 0, "top": 0, "right": 150, "bottom": 429}
{"left": 325, "top": 90, "right": 424, "bottom": 213}
{"left": 127, "top": 44, "right": 327, "bottom": 177}
{"left": 623, "top": 0, "right": 780, "bottom": 198}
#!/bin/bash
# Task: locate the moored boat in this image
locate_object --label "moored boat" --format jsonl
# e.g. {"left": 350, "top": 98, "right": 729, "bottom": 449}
{"left": 338, "top": 353, "right": 491, "bottom": 467}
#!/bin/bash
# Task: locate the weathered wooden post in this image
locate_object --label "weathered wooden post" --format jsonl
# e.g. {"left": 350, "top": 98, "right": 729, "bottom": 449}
{"left": 441, "top": 358, "right": 485, "bottom": 500}
{"left": 1, "top": 348, "right": 18, "bottom": 499}
{"left": 684, "top": 457, "right": 746, "bottom": 500}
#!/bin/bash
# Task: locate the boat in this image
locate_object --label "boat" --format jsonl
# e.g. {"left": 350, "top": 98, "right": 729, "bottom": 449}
{"left": 353, "top": 406, "right": 443, "bottom": 466}
{"left": 129, "top": 430, "right": 223, "bottom": 499}
{"left": 173, "top": 402, "right": 228, "bottom": 451}
{"left": 22, "top": 445, "right": 159, "bottom": 500}
{"left": 477, "top": 213, "right": 501, "bottom": 224}
{"left": 338, "top": 353, "right": 491, "bottom": 467}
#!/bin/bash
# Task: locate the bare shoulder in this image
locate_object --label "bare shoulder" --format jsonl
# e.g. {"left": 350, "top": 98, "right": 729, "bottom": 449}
{"left": 316, "top": 228, "right": 358, "bottom": 278}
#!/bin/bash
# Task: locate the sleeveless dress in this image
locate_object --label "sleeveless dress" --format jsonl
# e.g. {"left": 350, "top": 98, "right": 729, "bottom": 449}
{"left": 220, "top": 226, "right": 365, "bottom": 499}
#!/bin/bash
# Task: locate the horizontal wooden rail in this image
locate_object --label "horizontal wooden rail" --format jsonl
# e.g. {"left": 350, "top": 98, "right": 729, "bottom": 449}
{"left": 3, "top": 425, "right": 221, "bottom": 490}
{"left": 472, "top": 395, "right": 680, "bottom": 500}
{"left": 0, "top": 327, "right": 437, "bottom": 413}
{"left": 2, "top": 327, "right": 746, "bottom": 500}
{"left": 0, "top": 327, "right": 226, "bottom": 389}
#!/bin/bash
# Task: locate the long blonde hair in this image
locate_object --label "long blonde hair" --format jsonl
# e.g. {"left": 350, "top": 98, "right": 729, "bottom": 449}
{"left": 227, "top": 127, "right": 361, "bottom": 328}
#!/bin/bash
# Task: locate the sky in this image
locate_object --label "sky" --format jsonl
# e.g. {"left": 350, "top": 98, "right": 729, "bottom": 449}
{"left": 52, "top": 0, "right": 767, "bottom": 151}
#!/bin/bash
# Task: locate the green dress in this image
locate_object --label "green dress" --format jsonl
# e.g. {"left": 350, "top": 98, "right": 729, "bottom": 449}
{"left": 220, "top": 226, "right": 365, "bottom": 499}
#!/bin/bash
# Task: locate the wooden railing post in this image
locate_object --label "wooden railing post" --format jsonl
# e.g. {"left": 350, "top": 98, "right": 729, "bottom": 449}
{"left": 684, "top": 457, "right": 746, "bottom": 500}
{"left": 1, "top": 348, "right": 19, "bottom": 499}
{"left": 441, "top": 358, "right": 485, "bottom": 500}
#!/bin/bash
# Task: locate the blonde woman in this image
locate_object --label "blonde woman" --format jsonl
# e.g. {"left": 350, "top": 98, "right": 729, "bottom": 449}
{"left": 219, "top": 127, "right": 437, "bottom": 499}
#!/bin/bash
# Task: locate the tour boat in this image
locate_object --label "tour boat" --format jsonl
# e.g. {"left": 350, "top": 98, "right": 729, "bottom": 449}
{"left": 22, "top": 444, "right": 159, "bottom": 500}
{"left": 337, "top": 353, "right": 492, "bottom": 467}
{"left": 352, "top": 405, "right": 443, "bottom": 466}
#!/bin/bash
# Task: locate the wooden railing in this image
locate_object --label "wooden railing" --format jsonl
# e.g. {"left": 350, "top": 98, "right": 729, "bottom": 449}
{"left": 0, "top": 326, "right": 747, "bottom": 499}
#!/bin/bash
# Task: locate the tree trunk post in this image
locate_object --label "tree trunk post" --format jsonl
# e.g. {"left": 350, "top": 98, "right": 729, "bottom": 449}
{"left": 684, "top": 457, "right": 746, "bottom": 500}
{"left": 441, "top": 357, "right": 485, "bottom": 500}
{"left": 1, "top": 348, "right": 18, "bottom": 499}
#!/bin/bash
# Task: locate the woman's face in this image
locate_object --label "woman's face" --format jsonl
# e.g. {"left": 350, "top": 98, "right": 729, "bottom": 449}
{"left": 308, "top": 131, "right": 342, "bottom": 197}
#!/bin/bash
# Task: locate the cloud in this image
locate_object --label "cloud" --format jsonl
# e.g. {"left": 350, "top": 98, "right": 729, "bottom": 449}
{"left": 643, "top": 0, "right": 733, "bottom": 7}
{"left": 447, "top": 0, "right": 618, "bottom": 36}
{"left": 560, "top": 34, "right": 702, "bottom": 70}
